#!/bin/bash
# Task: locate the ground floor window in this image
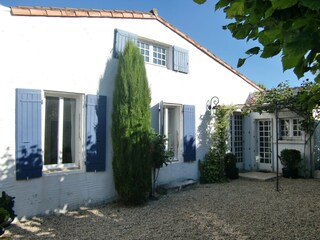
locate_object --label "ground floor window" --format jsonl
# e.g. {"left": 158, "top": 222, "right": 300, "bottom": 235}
{"left": 230, "top": 113, "right": 243, "bottom": 163}
{"left": 44, "top": 93, "right": 81, "bottom": 168}
{"left": 163, "top": 104, "right": 183, "bottom": 161}
{"left": 280, "top": 118, "right": 302, "bottom": 140}
{"left": 258, "top": 120, "right": 272, "bottom": 164}
{"left": 16, "top": 89, "right": 107, "bottom": 180}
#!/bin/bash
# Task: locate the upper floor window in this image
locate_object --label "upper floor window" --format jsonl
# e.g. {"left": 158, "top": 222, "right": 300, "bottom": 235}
{"left": 138, "top": 41, "right": 167, "bottom": 67}
{"left": 280, "top": 118, "right": 303, "bottom": 139}
{"left": 137, "top": 41, "right": 150, "bottom": 62}
{"left": 153, "top": 45, "right": 166, "bottom": 66}
{"left": 114, "top": 29, "right": 189, "bottom": 73}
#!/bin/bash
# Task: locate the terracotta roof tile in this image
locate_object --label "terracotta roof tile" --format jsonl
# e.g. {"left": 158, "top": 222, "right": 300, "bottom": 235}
{"left": 88, "top": 11, "right": 101, "bottom": 17}
{"left": 61, "top": 9, "right": 76, "bottom": 17}
{"left": 111, "top": 11, "right": 125, "bottom": 18}
{"left": 46, "top": 9, "right": 62, "bottom": 16}
{"left": 9, "top": 6, "right": 262, "bottom": 91}
{"left": 11, "top": 7, "right": 31, "bottom": 15}
{"left": 122, "top": 12, "right": 134, "bottom": 18}
{"left": 75, "top": 10, "right": 89, "bottom": 17}
{"left": 100, "top": 11, "right": 113, "bottom": 17}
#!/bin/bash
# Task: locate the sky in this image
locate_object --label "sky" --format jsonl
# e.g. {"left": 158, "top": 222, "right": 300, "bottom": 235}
{"left": 0, "top": 0, "right": 311, "bottom": 89}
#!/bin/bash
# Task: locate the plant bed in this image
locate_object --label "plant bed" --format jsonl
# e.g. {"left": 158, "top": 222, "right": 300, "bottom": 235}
{"left": 280, "top": 149, "right": 301, "bottom": 179}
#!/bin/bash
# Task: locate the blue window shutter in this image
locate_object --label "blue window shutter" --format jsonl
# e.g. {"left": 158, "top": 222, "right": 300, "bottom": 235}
{"left": 113, "top": 29, "right": 138, "bottom": 58}
{"left": 151, "top": 101, "right": 164, "bottom": 134}
{"left": 183, "top": 105, "right": 196, "bottom": 162}
{"left": 173, "top": 46, "right": 189, "bottom": 74}
{"left": 16, "top": 88, "right": 43, "bottom": 180}
{"left": 86, "top": 95, "right": 107, "bottom": 172}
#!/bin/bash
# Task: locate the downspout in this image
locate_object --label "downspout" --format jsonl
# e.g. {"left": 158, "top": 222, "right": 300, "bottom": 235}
{"left": 275, "top": 103, "right": 279, "bottom": 191}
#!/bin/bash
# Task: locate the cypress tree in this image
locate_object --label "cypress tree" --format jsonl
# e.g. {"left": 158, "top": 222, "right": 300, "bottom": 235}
{"left": 112, "top": 41, "right": 152, "bottom": 204}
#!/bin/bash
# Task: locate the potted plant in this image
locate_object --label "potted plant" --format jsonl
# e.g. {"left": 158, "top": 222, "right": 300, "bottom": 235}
{"left": 280, "top": 149, "right": 302, "bottom": 178}
{"left": 150, "top": 133, "right": 172, "bottom": 198}
{"left": 224, "top": 153, "right": 239, "bottom": 179}
{"left": 0, "top": 208, "right": 10, "bottom": 236}
{"left": 0, "top": 191, "right": 16, "bottom": 236}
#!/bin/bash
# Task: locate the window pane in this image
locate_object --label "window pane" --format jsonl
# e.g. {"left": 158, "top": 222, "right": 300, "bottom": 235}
{"left": 137, "top": 41, "right": 150, "bottom": 62}
{"left": 62, "top": 98, "right": 76, "bottom": 164}
{"left": 280, "top": 119, "right": 290, "bottom": 137}
{"left": 44, "top": 97, "right": 59, "bottom": 165}
{"left": 153, "top": 45, "right": 166, "bottom": 66}
{"left": 293, "top": 119, "right": 302, "bottom": 137}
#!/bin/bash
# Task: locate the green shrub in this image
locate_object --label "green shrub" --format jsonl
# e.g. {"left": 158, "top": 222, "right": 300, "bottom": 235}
{"left": 199, "top": 151, "right": 226, "bottom": 183}
{"left": 224, "top": 153, "right": 239, "bottom": 179}
{"left": 0, "top": 208, "right": 9, "bottom": 227}
{"left": 150, "top": 132, "right": 172, "bottom": 197}
{"left": 112, "top": 41, "right": 152, "bottom": 205}
{"left": 199, "top": 106, "right": 234, "bottom": 183}
{"left": 0, "top": 191, "right": 15, "bottom": 236}
{"left": 280, "top": 149, "right": 302, "bottom": 170}
{"left": 0, "top": 191, "right": 15, "bottom": 222}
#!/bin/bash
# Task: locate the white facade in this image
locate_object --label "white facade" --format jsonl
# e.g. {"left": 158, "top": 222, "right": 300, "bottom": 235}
{"left": 243, "top": 111, "right": 311, "bottom": 176}
{"left": 0, "top": 5, "right": 264, "bottom": 217}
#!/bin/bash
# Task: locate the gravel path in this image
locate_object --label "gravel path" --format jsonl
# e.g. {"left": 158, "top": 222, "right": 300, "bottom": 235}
{"left": 2, "top": 178, "right": 320, "bottom": 240}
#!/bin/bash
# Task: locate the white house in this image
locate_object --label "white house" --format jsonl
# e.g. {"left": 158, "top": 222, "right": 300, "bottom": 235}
{"left": 0, "top": 5, "right": 313, "bottom": 218}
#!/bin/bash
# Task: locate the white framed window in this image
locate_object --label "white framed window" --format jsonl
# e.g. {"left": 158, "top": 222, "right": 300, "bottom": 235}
{"left": 163, "top": 103, "right": 183, "bottom": 161}
{"left": 137, "top": 40, "right": 167, "bottom": 67}
{"left": 280, "top": 118, "right": 303, "bottom": 139}
{"left": 137, "top": 41, "right": 150, "bottom": 62}
{"left": 229, "top": 113, "right": 243, "bottom": 163}
{"left": 43, "top": 91, "right": 83, "bottom": 170}
{"left": 153, "top": 45, "right": 166, "bottom": 66}
{"left": 115, "top": 29, "right": 189, "bottom": 73}
{"left": 293, "top": 119, "right": 302, "bottom": 137}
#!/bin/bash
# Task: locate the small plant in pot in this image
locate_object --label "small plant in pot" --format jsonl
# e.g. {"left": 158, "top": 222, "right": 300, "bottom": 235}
{"left": 0, "top": 191, "right": 16, "bottom": 236}
{"left": 224, "top": 152, "right": 239, "bottom": 179}
{"left": 280, "top": 149, "right": 302, "bottom": 178}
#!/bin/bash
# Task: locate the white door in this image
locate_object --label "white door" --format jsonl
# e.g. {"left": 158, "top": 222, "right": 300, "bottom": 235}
{"left": 257, "top": 120, "right": 272, "bottom": 171}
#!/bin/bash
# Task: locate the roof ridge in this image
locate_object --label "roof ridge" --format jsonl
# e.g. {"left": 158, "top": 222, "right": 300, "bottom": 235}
{"left": 10, "top": 6, "right": 262, "bottom": 91}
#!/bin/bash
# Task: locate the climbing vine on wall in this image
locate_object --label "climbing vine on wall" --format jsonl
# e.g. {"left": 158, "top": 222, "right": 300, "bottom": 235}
{"left": 199, "top": 105, "right": 235, "bottom": 183}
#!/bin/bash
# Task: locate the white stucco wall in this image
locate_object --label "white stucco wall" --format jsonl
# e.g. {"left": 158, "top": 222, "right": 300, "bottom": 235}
{"left": 0, "top": 5, "right": 259, "bottom": 217}
{"left": 244, "top": 111, "right": 309, "bottom": 175}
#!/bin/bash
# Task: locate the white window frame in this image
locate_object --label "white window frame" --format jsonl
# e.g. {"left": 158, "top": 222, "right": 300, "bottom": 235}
{"left": 137, "top": 39, "right": 169, "bottom": 68}
{"left": 42, "top": 91, "right": 84, "bottom": 171}
{"left": 162, "top": 103, "right": 183, "bottom": 162}
{"left": 279, "top": 118, "right": 303, "bottom": 140}
{"left": 229, "top": 113, "right": 243, "bottom": 163}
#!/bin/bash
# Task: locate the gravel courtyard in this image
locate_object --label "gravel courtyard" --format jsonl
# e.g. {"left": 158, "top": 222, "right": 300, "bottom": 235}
{"left": 2, "top": 178, "right": 320, "bottom": 240}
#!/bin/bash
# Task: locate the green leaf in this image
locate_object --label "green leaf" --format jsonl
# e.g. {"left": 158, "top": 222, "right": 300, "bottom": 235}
{"left": 291, "top": 17, "right": 311, "bottom": 30}
{"left": 193, "top": 0, "right": 207, "bottom": 4}
{"left": 271, "top": 0, "right": 298, "bottom": 9}
{"left": 293, "top": 58, "right": 307, "bottom": 79}
{"left": 225, "top": 2, "right": 245, "bottom": 18}
{"left": 265, "top": 7, "right": 275, "bottom": 18}
{"left": 261, "top": 42, "right": 281, "bottom": 58}
{"left": 233, "top": 24, "right": 251, "bottom": 39}
{"left": 237, "top": 58, "right": 246, "bottom": 68}
{"left": 282, "top": 54, "right": 303, "bottom": 71}
{"left": 300, "top": 0, "right": 320, "bottom": 10}
{"left": 258, "top": 29, "right": 281, "bottom": 45}
{"left": 215, "top": 0, "right": 232, "bottom": 11}
{"left": 247, "top": 28, "right": 259, "bottom": 41}
{"left": 245, "top": 47, "right": 260, "bottom": 55}
{"left": 284, "top": 38, "right": 311, "bottom": 59}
